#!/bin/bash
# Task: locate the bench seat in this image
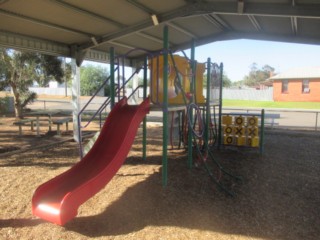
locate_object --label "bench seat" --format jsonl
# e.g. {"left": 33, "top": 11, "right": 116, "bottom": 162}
{"left": 13, "top": 118, "right": 35, "bottom": 135}
{"left": 52, "top": 117, "right": 72, "bottom": 136}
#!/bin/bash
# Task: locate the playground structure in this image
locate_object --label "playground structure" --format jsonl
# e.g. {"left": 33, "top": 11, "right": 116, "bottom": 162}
{"left": 32, "top": 26, "right": 255, "bottom": 225}
{"left": 149, "top": 54, "right": 206, "bottom": 105}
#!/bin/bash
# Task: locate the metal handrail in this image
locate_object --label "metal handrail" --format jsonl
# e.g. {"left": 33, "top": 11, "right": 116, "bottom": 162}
{"left": 77, "top": 66, "right": 118, "bottom": 119}
{"left": 78, "top": 66, "right": 143, "bottom": 127}
{"left": 77, "top": 66, "right": 144, "bottom": 158}
{"left": 127, "top": 84, "right": 144, "bottom": 100}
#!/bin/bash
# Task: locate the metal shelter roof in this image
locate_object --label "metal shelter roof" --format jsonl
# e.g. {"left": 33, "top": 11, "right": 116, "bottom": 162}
{"left": 1, "top": 0, "right": 320, "bottom": 65}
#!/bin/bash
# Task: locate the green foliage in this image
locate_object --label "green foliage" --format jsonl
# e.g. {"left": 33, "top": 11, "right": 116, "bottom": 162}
{"left": 0, "top": 96, "right": 9, "bottom": 113}
{"left": 222, "top": 73, "right": 232, "bottom": 88}
{"left": 243, "top": 63, "right": 275, "bottom": 87}
{"left": 0, "top": 48, "right": 65, "bottom": 118}
{"left": 104, "top": 85, "right": 111, "bottom": 97}
{"left": 80, "top": 65, "right": 109, "bottom": 96}
{"left": 35, "top": 55, "right": 64, "bottom": 87}
{"left": 203, "top": 72, "right": 232, "bottom": 88}
{"left": 63, "top": 62, "right": 72, "bottom": 86}
{"left": 232, "top": 80, "right": 245, "bottom": 88}
{"left": 0, "top": 58, "right": 6, "bottom": 90}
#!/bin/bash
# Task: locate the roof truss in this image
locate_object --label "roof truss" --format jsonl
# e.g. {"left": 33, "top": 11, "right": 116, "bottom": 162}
{"left": 0, "top": 0, "right": 319, "bottom": 65}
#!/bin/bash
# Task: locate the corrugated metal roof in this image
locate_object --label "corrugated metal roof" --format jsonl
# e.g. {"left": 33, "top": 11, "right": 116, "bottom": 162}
{"left": 1, "top": 0, "right": 320, "bottom": 64}
{"left": 270, "top": 66, "right": 320, "bottom": 80}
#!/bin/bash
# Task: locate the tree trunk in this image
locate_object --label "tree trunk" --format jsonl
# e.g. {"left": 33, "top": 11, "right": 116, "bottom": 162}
{"left": 11, "top": 84, "right": 23, "bottom": 119}
{"left": 14, "top": 101, "right": 23, "bottom": 119}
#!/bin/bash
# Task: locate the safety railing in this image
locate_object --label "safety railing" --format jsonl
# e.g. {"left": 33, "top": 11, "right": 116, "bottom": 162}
{"left": 77, "top": 65, "right": 144, "bottom": 158}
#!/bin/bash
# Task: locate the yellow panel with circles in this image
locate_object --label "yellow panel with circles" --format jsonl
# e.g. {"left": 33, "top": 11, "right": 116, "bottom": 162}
{"left": 222, "top": 115, "right": 260, "bottom": 147}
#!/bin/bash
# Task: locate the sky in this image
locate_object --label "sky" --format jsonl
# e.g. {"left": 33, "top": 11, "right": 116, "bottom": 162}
{"left": 191, "top": 39, "right": 320, "bottom": 82}
{"left": 85, "top": 39, "right": 320, "bottom": 82}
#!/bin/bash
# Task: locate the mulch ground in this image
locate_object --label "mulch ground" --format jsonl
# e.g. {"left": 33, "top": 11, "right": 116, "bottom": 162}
{"left": 0, "top": 116, "right": 319, "bottom": 240}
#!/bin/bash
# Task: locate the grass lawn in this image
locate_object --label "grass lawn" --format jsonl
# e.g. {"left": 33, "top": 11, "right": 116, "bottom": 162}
{"left": 222, "top": 99, "right": 320, "bottom": 109}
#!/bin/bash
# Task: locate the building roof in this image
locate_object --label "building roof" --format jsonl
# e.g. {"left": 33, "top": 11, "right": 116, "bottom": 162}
{"left": 1, "top": 1, "right": 320, "bottom": 65}
{"left": 270, "top": 66, "right": 320, "bottom": 80}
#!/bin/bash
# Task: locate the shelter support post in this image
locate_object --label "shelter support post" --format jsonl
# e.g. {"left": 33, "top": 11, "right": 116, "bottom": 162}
{"left": 110, "top": 47, "right": 115, "bottom": 109}
{"left": 143, "top": 57, "right": 148, "bottom": 160}
{"left": 162, "top": 26, "right": 169, "bottom": 187}
{"left": 131, "top": 69, "right": 139, "bottom": 105}
{"left": 71, "top": 58, "right": 81, "bottom": 143}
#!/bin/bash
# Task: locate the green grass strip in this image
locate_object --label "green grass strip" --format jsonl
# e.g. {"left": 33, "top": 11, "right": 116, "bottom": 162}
{"left": 223, "top": 99, "right": 320, "bottom": 109}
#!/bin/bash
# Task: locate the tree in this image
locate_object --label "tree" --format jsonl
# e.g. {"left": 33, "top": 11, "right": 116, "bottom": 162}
{"left": 80, "top": 65, "right": 109, "bottom": 96}
{"left": 222, "top": 72, "right": 232, "bottom": 88}
{"left": 61, "top": 60, "right": 72, "bottom": 96}
{"left": 0, "top": 49, "right": 64, "bottom": 118}
{"left": 243, "top": 63, "right": 275, "bottom": 87}
{"left": 34, "top": 55, "right": 64, "bottom": 87}
{"left": 203, "top": 72, "right": 232, "bottom": 88}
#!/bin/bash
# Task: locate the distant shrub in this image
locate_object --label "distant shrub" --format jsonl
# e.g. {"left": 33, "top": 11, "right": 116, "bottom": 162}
{"left": 0, "top": 96, "right": 9, "bottom": 113}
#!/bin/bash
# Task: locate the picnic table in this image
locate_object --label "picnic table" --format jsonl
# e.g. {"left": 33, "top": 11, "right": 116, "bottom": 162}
{"left": 24, "top": 110, "right": 61, "bottom": 136}
{"left": 52, "top": 117, "right": 73, "bottom": 136}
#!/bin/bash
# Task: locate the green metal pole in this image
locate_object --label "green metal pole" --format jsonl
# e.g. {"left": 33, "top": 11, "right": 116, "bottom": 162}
{"left": 110, "top": 47, "right": 115, "bottom": 109}
{"left": 217, "top": 63, "right": 223, "bottom": 149}
{"left": 188, "top": 39, "right": 196, "bottom": 169}
{"left": 260, "top": 109, "right": 265, "bottom": 155}
{"left": 143, "top": 57, "right": 148, "bottom": 160}
{"left": 205, "top": 58, "right": 211, "bottom": 148}
{"left": 162, "top": 26, "right": 169, "bottom": 186}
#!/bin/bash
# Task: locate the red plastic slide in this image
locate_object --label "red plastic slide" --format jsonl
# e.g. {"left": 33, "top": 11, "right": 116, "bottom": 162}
{"left": 32, "top": 97, "right": 150, "bottom": 225}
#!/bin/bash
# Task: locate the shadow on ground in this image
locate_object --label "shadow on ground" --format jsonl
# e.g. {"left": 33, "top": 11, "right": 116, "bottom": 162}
{"left": 65, "top": 130, "right": 320, "bottom": 240}
{"left": 0, "top": 218, "right": 43, "bottom": 228}
{"left": 1, "top": 127, "right": 319, "bottom": 240}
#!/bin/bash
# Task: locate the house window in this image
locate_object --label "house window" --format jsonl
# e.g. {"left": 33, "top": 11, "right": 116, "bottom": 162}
{"left": 302, "top": 79, "right": 310, "bottom": 93}
{"left": 281, "top": 80, "right": 288, "bottom": 93}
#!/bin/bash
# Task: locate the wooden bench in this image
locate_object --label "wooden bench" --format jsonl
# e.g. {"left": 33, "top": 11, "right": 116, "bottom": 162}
{"left": 52, "top": 117, "right": 72, "bottom": 136}
{"left": 13, "top": 118, "right": 35, "bottom": 135}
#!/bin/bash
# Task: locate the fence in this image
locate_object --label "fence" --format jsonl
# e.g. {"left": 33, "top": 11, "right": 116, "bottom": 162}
{"left": 29, "top": 98, "right": 320, "bottom": 131}
{"left": 30, "top": 87, "right": 273, "bottom": 102}
{"left": 221, "top": 88, "right": 273, "bottom": 101}
{"left": 29, "top": 87, "right": 72, "bottom": 96}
